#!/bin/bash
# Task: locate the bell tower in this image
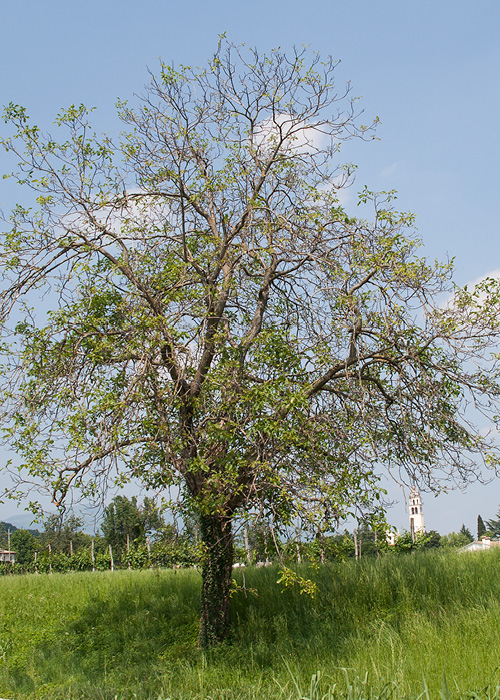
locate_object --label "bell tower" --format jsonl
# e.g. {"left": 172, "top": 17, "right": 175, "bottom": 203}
{"left": 409, "top": 485, "right": 425, "bottom": 541}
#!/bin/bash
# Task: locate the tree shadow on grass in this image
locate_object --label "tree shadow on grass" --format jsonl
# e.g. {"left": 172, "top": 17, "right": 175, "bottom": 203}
{"left": 6, "top": 566, "right": 366, "bottom": 699}
{"left": 7, "top": 570, "right": 202, "bottom": 699}
{"left": 228, "top": 566, "right": 356, "bottom": 666}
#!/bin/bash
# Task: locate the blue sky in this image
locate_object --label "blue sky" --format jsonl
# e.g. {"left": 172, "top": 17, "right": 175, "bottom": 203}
{"left": 1, "top": 0, "right": 499, "bottom": 535}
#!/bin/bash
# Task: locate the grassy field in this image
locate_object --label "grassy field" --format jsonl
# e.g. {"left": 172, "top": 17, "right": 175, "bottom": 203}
{"left": 1, "top": 549, "right": 500, "bottom": 699}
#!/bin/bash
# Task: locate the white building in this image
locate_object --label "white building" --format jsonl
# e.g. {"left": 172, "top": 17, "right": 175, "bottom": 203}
{"left": 460, "top": 537, "right": 500, "bottom": 553}
{"left": 0, "top": 550, "right": 15, "bottom": 563}
{"left": 409, "top": 485, "right": 425, "bottom": 540}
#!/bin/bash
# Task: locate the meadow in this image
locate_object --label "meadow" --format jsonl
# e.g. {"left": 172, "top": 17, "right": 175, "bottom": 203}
{"left": 1, "top": 549, "right": 500, "bottom": 699}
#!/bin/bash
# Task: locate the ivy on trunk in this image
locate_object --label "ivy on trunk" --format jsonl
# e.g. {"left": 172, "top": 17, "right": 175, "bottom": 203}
{"left": 198, "top": 514, "right": 234, "bottom": 647}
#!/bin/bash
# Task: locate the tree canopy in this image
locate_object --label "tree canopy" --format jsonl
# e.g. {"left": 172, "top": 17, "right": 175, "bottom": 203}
{"left": 485, "top": 509, "right": 500, "bottom": 538}
{"left": 477, "top": 514, "right": 487, "bottom": 540}
{"left": 10, "top": 528, "right": 37, "bottom": 564}
{"left": 101, "top": 495, "right": 164, "bottom": 554}
{"left": 40, "top": 513, "right": 89, "bottom": 553}
{"left": 2, "top": 40, "right": 500, "bottom": 645}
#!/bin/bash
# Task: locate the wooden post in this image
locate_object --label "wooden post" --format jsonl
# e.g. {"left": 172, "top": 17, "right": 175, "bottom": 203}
{"left": 263, "top": 524, "right": 270, "bottom": 565}
{"left": 319, "top": 535, "right": 325, "bottom": 565}
{"left": 109, "top": 544, "right": 114, "bottom": 572}
{"left": 295, "top": 525, "right": 301, "bottom": 564}
{"left": 244, "top": 527, "right": 251, "bottom": 564}
{"left": 295, "top": 540, "right": 301, "bottom": 564}
{"left": 7, "top": 529, "right": 13, "bottom": 566}
{"left": 127, "top": 533, "right": 131, "bottom": 569}
{"left": 70, "top": 540, "right": 73, "bottom": 557}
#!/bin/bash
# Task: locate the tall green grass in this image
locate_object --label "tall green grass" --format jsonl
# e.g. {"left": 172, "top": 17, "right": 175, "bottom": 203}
{"left": 0, "top": 549, "right": 499, "bottom": 699}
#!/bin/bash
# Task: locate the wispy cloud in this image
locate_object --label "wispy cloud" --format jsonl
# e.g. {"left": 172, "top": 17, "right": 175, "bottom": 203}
{"left": 253, "top": 112, "right": 329, "bottom": 156}
{"left": 381, "top": 162, "right": 398, "bottom": 178}
{"left": 443, "top": 269, "right": 500, "bottom": 309}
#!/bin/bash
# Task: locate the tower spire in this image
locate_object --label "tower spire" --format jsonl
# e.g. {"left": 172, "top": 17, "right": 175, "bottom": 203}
{"left": 409, "top": 485, "right": 425, "bottom": 541}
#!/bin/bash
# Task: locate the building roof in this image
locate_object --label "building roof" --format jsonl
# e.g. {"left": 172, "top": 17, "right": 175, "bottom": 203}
{"left": 459, "top": 538, "right": 500, "bottom": 552}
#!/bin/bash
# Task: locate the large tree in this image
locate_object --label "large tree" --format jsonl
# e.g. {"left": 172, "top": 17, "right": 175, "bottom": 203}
{"left": 477, "top": 514, "right": 487, "bottom": 540}
{"left": 485, "top": 509, "right": 500, "bottom": 538}
{"left": 10, "top": 528, "right": 38, "bottom": 565}
{"left": 40, "top": 513, "right": 88, "bottom": 553}
{"left": 101, "top": 495, "right": 164, "bottom": 555}
{"left": 1, "top": 41, "right": 500, "bottom": 646}
{"left": 101, "top": 496, "right": 143, "bottom": 555}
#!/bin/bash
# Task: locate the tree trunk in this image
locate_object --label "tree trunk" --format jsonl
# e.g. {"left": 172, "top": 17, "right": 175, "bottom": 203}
{"left": 198, "top": 513, "right": 234, "bottom": 648}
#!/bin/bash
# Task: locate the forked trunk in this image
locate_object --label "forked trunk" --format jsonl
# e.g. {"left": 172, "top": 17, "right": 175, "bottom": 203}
{"left": 198, "top": 513, "right": 234, "bottom": 648}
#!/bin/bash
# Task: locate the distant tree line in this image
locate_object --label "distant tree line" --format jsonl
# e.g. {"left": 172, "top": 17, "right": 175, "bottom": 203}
{"left": 232, "top": 521, "right": 475, "bottom": 565}
{"left": 0, "top": 498, "right": 488, "bottom": 576}
{"left": 0, "top": 496, "right": 202, "bottom": 573}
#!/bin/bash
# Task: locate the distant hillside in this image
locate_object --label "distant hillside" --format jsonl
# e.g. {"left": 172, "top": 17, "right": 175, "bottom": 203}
{"left": 0, "top": 521, "right": 40, "bottom": 545}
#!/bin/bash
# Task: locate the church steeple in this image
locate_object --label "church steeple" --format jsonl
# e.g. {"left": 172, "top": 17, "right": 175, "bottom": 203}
{"left": 409, "top": 485, "right": 425, "bottom": 541}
